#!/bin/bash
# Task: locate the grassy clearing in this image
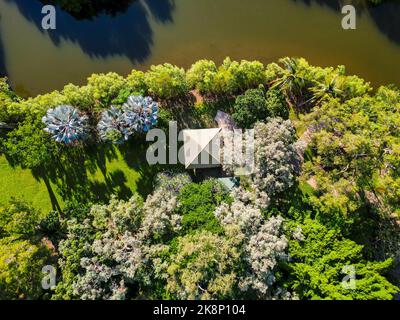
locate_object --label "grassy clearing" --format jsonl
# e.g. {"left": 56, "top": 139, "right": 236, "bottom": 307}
{"left": 0, "top": 155, "right": 59, "bottom": 212}
{"left": 0, "top": 140, "right": 160, "bottom": 213}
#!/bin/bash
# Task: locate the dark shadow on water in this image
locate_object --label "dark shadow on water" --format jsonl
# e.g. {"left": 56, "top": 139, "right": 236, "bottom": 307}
{"left": 2, "top": 0, "right": 175, "bottom": 66}
{"left": 292, "top": 0, "right": 400, "bottom": 44}
{"left": 368, "top": 1, "right": 400, "bottom": 44}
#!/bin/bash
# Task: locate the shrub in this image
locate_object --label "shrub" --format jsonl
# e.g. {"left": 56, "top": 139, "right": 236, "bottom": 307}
{"left": 186, "top": 59, "right": 217, "bottom": 93}
{"left": 0, "top": 199, "right": 41, "bottom": 239}
{"left": 6, "top": 91, "right": 67, "bottom": 121}
{"left": 145, "top": 63, "right": 189, "bottom": 99}
{"left": 97, "top": 96, "right": 158, "bottom": 144}
{"left": 176, "top": 180, "right": 230, "bottom": 234}
{"left": 87, "top": 72, "right": 126, "bottom": 106}
{"left": 232, "top": 88, "right": 270, "bottom": 128}
{"left": 113, "top": 70, "right": 147, "bottom": 105}
{"left": 208, "top": 57, "right": 241, "bottom": 95}
{"left": 3, "top": 116, "right": 58, "bottom": 169}
{"left": 61, "top": 84, "right": 95, "bottom": 111}
{"left": 0, "top": 238, "right": 51, "bottom": 299}
{"left": 236, "top": 60, "right": 266, "bottom": 91}
{"left": 265, "top": 88, "right": 288, "bottom": 119}
{"left": 0, "top": 78, "right": 19, "bottom": 123}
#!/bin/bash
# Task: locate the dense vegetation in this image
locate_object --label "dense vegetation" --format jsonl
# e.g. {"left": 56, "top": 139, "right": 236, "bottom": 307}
{"left": 0, "top": 56, "right": 399, "bottom": 300}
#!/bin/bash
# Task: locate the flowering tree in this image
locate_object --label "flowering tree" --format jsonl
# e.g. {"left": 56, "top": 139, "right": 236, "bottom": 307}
{"left": 42, "top": 105, "right": 89, "bottom": 144}
{"left": 252, "top": 118, "right": 303, "bottom": 208}
{"left": 54, "top": 194, "right": 143, "bottom": 300}
{"left": 140, "top": 172, "right": 191, "bottom": 242}
{"left": 214, "top": 191, "right": 292, "bottom": 299}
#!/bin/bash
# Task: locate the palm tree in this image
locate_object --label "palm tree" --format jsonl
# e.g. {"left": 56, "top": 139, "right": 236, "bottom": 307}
{"left": 97, "top": 106, "right": 127, "bottom": 144}
{"left": 270, "top": 57, "right": 307, "bottom": 109}
{"left": 42, "top": 105, "right": 89, "bottom": 144}
{"left": 309, "top": 76, "right": 345, "bottom": 105}
{"left": 122, "top": 95, "right": 158, "bottom": 133}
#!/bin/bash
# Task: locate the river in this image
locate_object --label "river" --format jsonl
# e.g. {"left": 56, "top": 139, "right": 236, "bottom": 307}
{"left": 0, "top": 0, "right": 399, "bottom": 96}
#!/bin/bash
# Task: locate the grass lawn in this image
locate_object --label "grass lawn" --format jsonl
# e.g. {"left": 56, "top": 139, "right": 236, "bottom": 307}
{"left": 0, "top": 155, "right": 59, "bottom": 212}
{"left": 0, "top": 140, "right": 161, "bottom": 213}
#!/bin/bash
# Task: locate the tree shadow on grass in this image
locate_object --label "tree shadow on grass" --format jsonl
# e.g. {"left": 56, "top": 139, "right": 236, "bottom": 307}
{"left": 117, "top": 138, "right": 161, "bottom": 198}
{"left": 28, "top": 142, "right": 136, "bottom": 210}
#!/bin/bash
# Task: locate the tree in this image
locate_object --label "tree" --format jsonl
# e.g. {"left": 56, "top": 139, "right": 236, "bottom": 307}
{"left": 270, "top": 57, "right": 308, "bottom": 108}
{"left": 57, "top": 195, "right": 144, "bottom": 300}
{"left": 145, "top": 63, "right": 189, "bottom": 99}
{"left": 186, "top": 59, "right": 217, "bottom": 93}
{"left": 97, "top": 107, "right": 127, "bottom": 144}
{"left": 0, "top": 77, "right": 19, "bottom": 124}
{"left": 122, "top": 95, "right": 158, "bottom": 133}
{"left": 3, "top": 116, "right": 58, "bottom": 169}
{"left": 141, "top": 172, "right": 191, "bottom": 242}
{"left": 232, "top": 88, "right": 270, "bottom": 129}
{"left": 287, "top": 218, "right": 398, "bottom": 300}
{"left": 176, "top": 180, "right": 230, "bottom": 235}
{"left": 0, "top": 199, "right": 41, "bottom": 239}
{"left": 0, "top": 237, "right": 51, "bottom": 300}
{"left": 87, "top": 72, "right": 127, "bottom": 106}
{"left": 251, "top": 118, "right": 303, "bottom": 208}
{"left": 214, "top": 192, "right": 292, "bottom": 299}
{"left": 302, "top": 87, "right": 400, "bottom": 227}
{"left": 42, "top": 105, "right": 89, "bottom": 144}
{"left": 0, "top": 199, "right": 52, "bottom": 300}
{"left": 163, "top": 230, "right": 241, "bottom": 300}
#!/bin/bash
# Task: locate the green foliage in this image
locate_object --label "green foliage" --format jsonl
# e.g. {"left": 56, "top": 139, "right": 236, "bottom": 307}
{"left": 0, "top": 199, "right": 52, "bottom": 300}
{"left": 186, "top": 59, "right": 217, "bottom": 93}
{"left": 6, "top": 91, "right": 67, "bottom": 122}
{"left": 61, "top": 84, "right": 94, "bottom": 111}
{"left": 232, "top": 88, "right": 270, "bottom": 128}
{"left": 302, "top": 86, "right": 400, "bottom": 227}
{"left": 196, "top": 58, "right": 266, "bottom": 96}
{"left": 232, "top": 88, "right": 267, "bottom": 128}
{"left": 0, "top": 78, "right": 19, "bottom": 123}
{"left": 87, "top": 72, "right": 126, "bottom": 106}
{"left": 145, "top": 63, "right": 189, "bottom": 99}
{"left": 0, "top": 199, "right": 41, "bottom": 239}
{"left": 176, "top": 180, "right": 230, "bottom": 235}
{"left": 55, "top": 194, "right": 144, "bottom": 300}
{"left": 112, "top": 70, "right": 147, "bottom": 105}
{"left": 265, "top": 88, "right": 289, "bottom": 119}
{"left": 0, "top": 237, "right": 51, "bottom": 300}
{"left": 52, "top": 218, "right": 95, "bottom": 300}
{"left": 0, "top": 57, "right": 399, "bottom": 301}
{"left": 164, "top": 230, "right": 241, "bottom": 300}
{"left": 288, "top": 218, "right": 398, "bottom": 300}
{"left": 2, "top": 116, "right": 58, "bottom": 169}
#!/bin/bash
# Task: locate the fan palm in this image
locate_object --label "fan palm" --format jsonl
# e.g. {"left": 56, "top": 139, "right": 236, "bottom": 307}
{"left": 42, "top": 105, "right": 89, "bottom": 144}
